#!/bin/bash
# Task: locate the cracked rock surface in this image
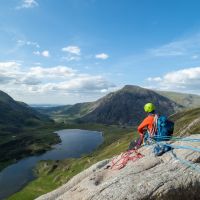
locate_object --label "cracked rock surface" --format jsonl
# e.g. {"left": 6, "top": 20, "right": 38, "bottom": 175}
{"left": 36, "top": 135, "right": 200, "bottom": 200}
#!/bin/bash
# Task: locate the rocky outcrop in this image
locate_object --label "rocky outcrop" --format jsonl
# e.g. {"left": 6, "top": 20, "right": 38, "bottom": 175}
{"left": 36, "top": 135, "right": 200, "bottom": 200}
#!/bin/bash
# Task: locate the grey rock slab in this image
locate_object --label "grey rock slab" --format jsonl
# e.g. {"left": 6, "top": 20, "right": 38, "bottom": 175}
{"left": 36, "top": 135, "right": 200, "bottom": 200}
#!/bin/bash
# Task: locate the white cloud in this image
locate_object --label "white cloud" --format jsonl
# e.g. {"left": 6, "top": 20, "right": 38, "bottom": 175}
{"left": 33, "top": 51, "right": 40, "bottom": 55}
{"left": 61, "top": 56, "right": 81, "bottom": 62}
{"left": 149, "top": 42, "right": 185, "bottom": 57}
{"left": 191, "top": 55, "right": 199, "bottom": 60}
{"left": 147, "top": 67, "right": 200, "bottom": 93}
{"left": 0, "top": 61, "right": 21, "bottom": 70}
{"left": 62, "top": 46, "right": 81, "bottom": 55}
{"left": 33, "top": 50, "right": 50, "bottom": 57}
{"left": 41, "top": 50, "right": 50, "bottom": 57}
{"left": 28, "top": 66, "right": 76, "bottom": 78}
{"left": 147, "top": 77, "right": 162, "bottom": 82}
{"left": 17, "top": 40, "right": 40, "bottom": 48}
{"left": 37, "top": 76, "right": 115, "bottom": 94}
{"left": 0, "top": 61, "right": 115, "bottom": 102}
{"left": 148, "top": 33, "right": 200, "bottom": 57}
{"left": 95, "top": 53, "right": 109, "bottom": 60}
{"left": 17, "top": 0, "right": 38, "bottom": 9}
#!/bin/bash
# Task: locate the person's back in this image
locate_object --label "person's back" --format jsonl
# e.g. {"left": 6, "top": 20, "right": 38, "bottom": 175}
{"left": 137, "top": 103, "right": 157, "bottom": 139}
{"left": 128, "top": 103, "right": 157, "bottom": 150}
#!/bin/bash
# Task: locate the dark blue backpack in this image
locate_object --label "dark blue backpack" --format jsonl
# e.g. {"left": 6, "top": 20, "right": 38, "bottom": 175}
{"left": 154, "top": 115, "right": 174, "bottom": 141}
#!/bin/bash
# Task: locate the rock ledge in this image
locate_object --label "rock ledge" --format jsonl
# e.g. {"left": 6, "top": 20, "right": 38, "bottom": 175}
{"left": 36, "top": 135, "right": 200, "bottom": 200}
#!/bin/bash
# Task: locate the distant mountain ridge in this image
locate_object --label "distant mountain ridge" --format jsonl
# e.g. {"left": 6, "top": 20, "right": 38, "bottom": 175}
{"left": 156, "top": 90, "right": 200, "bottom": 108}
{"left": 38, "top": 85, "right": 183, "bottom": 125}
{"left": 79, "top": 85, "right": 182, "bottom": 125}
{"left": 0, "top": 90, "right": 50, "bottom": 129}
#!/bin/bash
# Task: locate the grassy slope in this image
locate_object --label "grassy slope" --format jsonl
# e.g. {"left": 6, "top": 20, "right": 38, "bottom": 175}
{"left": 170, "top": 107, "right": 200, "bottom": 134}
{"left": 0, "top": 90, "right": 60, "bottom": 171}
{"left": 8, "top": 124, "right": 135, "bottom": 200}
{"left": 35, "top": 103, "right": 93, "bottom": 122}
{"left": 157, "top": 91, "right": 200, "bottom": 108}
{"left": 0, "top": 123, "right": 64, "bottom": 172}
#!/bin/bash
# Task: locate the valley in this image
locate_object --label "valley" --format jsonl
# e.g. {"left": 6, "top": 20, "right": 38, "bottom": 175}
{"left": 1, "top": 86, "right": 200, "bottom": 199}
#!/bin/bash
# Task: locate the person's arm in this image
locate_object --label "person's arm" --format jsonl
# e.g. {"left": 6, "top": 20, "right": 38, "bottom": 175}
{"left": 137, "top": 116, "right": 151, "bottom": 137}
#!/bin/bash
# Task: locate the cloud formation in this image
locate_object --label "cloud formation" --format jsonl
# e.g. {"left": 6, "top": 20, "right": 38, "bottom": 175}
{"left": 17, "top": 40, "right": 40, "bottom": 48}
{"left": 95, "top": 53, "right": 109, "bottom": 60}
{"left": 41, "top": 50, "right": 50, "bottom": 57}
{"left": 0, "top": 61, "right": 115, "bottom": 97}
{"left": 148, "top": 33, "right": 200, "bottom": 57}
{"left": 62, "top": 46, "right": 81, "bottom": 55}
{"left": 147, "top": 67, "right": 200, "bottom": 93}
{"left": 33, "top": 50, "right": 50, "bottom": 57}
{"left": 17, "top": 0, "right": 38, "bottom": 9}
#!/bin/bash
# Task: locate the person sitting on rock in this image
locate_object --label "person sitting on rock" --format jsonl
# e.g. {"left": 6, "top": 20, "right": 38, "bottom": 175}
{"left": 128, "top": 103, "right": 157, "bottom": 150}
{"left": 137, "top": 102, "right": 157, "bottom": 142}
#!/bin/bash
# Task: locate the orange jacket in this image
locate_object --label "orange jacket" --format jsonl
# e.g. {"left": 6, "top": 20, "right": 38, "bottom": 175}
{"left": 137, "top": 115, "right": 155, "bottom": 137}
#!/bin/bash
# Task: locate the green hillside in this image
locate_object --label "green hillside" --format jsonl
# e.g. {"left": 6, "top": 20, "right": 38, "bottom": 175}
{"left": 35, "top": 105, "right": 72, "bottom": 116}
{"left": 170, "top": 107, "right": 200, "bottom": 135}
{"left": 0, "top": 90, "right": 50, "bottom": 128}
{"left": 0, "top": 91, "right": 60, "bottom": 171}
{"left": 157, "top": 90, "right": 200, "bottom": 108}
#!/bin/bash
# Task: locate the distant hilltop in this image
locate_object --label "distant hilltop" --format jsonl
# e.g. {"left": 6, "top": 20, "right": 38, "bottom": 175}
{"left": 36, "top": 85, "right": 184, "bottom": 125}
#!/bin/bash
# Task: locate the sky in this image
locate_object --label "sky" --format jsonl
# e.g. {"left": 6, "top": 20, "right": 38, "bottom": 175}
{"left": 1, "top": 0, "right": 200, "bottom": 104}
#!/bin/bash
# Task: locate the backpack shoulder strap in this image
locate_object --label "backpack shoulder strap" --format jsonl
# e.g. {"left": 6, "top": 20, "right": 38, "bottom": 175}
{"left": 149, "top": 114, "right": 158, "bottom": 136}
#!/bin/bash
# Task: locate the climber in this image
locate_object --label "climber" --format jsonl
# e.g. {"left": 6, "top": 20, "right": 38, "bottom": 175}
{"left": 138, "top": 102, "right": 157, "bottom": 141}
{"left": 128, "top": 103, "right": 157, "bottom": 150}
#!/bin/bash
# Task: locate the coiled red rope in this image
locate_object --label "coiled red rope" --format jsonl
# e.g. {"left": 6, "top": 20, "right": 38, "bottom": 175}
{"left": 111, "top": 149, "right": 144, "bottom": 170}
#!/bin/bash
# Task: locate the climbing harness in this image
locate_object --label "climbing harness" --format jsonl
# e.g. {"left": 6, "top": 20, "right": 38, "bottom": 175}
{"left": 110, "top": 149, "right": 144, "bottom": 170}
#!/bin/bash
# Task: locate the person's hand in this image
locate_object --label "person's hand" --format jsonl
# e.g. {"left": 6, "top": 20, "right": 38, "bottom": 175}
{"left": 138, "top": 136, "right": 143, "bottom": 146}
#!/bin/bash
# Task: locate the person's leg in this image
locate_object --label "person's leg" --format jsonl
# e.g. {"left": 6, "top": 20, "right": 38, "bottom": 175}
{"left": 128, "top": 137, "right": 142, "bottom": 150}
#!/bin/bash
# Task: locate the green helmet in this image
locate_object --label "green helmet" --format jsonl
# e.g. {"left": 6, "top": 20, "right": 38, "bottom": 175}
{"left": 144, "top": 103, "right": 155, "bottom": 113}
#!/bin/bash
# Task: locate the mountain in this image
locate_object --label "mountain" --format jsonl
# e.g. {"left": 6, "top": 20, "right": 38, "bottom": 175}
{"left": 0, "top": 90, "right": 50, "bottom": 129}
{"left": 78, "top": 85, "right": 182, "bottom": 125}
{"left": 156, "top": 90, "right": 200, "bottom": 108}
{"left": 0, "top": 91, "right": 59, "bottom": 171}
{"left": 35, "top": 105, "right": 72, "bottom": 116}
{"left": 35, "top": 103, "right": 97, "bottom": 120}
{"left": 39, "top": 85, "right": 182, "bottom": 125}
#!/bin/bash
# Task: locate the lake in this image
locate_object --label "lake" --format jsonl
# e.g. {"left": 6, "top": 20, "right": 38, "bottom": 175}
{"left": 0, "top": 129, "right": 103, "bottom": 200}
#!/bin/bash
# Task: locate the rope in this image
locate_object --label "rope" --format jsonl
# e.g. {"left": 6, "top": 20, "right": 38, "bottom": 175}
{"left": 171, "top": 150, "right": 200, "bottom": 174}
{"left": 110, "top": 134, "right": 200, "bottom": 171}
{"left": 111, "top": 149, "right": 144, "bottom": 170}
{"left": 164, "top": 143, "right": 200, "bottom": 153}
{"left": 153, "top": 135, "right": 200, "bottom": 142}
{"left": 151, "top": 137, "right": 200, "bottom": 174}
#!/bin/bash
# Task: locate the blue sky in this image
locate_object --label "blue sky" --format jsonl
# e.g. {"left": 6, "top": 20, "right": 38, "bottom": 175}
{"left": 1, "top": 0, "right": 200, "bottom": 104}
